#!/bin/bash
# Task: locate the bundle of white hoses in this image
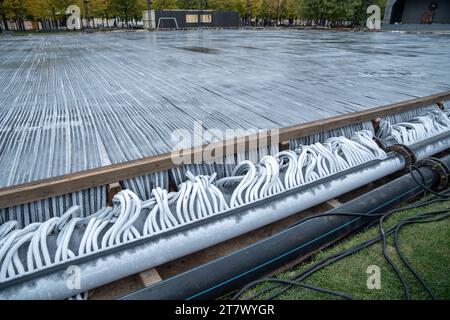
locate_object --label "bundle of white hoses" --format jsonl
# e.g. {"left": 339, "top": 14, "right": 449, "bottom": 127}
{"left": 142, "top": 173, "right": 229, "bottom": 236}
{"left": 216, "top": 130, "right": 385, "bottom": 207}
{"left": 0, "top": 174, "right": 229, "bottom": 282}
{"left": 215, "top": 156, "right": 285, "bottom": 207}
{"left": 377, "top": 109, "right": 450, "bottom": 145}
{"left": 0, "top": 130, "right": 387, "bottom": 298}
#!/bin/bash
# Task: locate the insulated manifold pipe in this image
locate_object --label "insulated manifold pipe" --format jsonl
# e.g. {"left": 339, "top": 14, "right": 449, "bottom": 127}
{"left": 1, "top": 110, "right": 450, "bottom": 299}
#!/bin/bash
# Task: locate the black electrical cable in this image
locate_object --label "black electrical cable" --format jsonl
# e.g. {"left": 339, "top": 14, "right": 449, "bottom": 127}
{"left": 392, "top": 213, "right": 450, "bottom": 300}
{"left": 233, "top": 210, "right": 449, "bottom": 300}
{"left": 379, "top": 209, "right": 412, "bottom": 299}
{"left": 237, "top": 195, "right": 450, "bottom": 300}
{"left": 247, "top": 279, "right": 355, "bottom": 300}
{"left": 233, "top": 210, "right": 442, "bottom": 300}
{"left": 261, "top": 211, "right": 450, "bottom": 301}
{"left": 380, "top": 162, "right": 450, "bottom": 299}
{"left": 258, "top": 188, "right": 450, "bottom": 300}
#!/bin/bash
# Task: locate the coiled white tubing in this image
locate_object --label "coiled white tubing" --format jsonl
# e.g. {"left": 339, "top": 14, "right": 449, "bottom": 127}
{"left": 216, "top": 130, "right": 386, "bottom": 207}
{"left": 0, "top": 129, "right": 388, "bottom": 289}
{"left": 378, "top": 110, "right": 450, "bottom": 145}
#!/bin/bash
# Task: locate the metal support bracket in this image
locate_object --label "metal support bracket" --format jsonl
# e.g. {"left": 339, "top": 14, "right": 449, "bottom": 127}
{"left": 416, "top": 157, "right": 450, "bottom": 191}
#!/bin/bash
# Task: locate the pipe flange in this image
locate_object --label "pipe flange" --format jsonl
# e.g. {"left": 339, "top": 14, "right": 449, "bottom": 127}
{"left": 387, "top": 144, "right": 417, "bottom": 167}
{"left": 416, "top": 157, "right": 450, "bottom": 191}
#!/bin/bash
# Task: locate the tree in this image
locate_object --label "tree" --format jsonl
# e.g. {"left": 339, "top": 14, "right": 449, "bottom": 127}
{"left": 90, "top": 0, "right": 111, "bottom": 27}
{"left": 109, "top": 0, "right": 144, "bottom": 26}
{"left": 3, "top": 0, "right": 28, "bottom": 30}
{"left": 284, "top": 0, "right": 302, "bottom": 24}
{"left": 0, "top": 0, "right": 9, "bottom": 30}
{"left": 176, "top": 0, "right": 201, "bottom": 9}
{"left": 153, "top": 0, "right": 178, "bottom": 10}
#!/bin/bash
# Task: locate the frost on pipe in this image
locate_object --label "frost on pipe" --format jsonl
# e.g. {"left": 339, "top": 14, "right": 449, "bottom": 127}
{"left": 0, "top": 131, "right": 386, "bottom": 290}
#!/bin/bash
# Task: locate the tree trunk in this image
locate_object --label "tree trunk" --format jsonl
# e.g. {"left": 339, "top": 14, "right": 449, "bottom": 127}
{"left": 1, "top": 14, "right": 8, "bottom": 31}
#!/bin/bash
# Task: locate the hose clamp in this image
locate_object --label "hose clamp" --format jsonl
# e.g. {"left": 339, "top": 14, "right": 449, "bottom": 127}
{"left": 416, "top": 157, "right": 450, "bottom": 191}
{"left": 386, "top": 144, "right": 417, "bottom": 167}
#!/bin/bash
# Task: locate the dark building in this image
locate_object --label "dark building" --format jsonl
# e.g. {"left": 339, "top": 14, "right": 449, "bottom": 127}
{"left": 384, "top": 0, "right": 450, "bottom": 25}
{"left": 143, "top": 10, "right": 240, "bottom": 29}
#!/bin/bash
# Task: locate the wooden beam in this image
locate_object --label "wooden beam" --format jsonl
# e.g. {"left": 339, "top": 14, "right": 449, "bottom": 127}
{"left": 138, "top": 268, "right": 162, "bottom": 287}
{"left": 107, "top": 182, "right": 122, "bottom": 206}
{"left": 0, "top": 91, "right": 449, "bottom": 209}
{"left": 325, "top": 199, "right": 342, "bottom": 209}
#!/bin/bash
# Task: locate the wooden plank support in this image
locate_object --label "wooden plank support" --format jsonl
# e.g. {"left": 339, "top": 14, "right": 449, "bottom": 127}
{"left": 279, "top": 140, "right": 290, "bottom": 151}
{"left": 0, "top": 90, "right": 449, "bottom": 209}
{"left": 326, "top": 199, "right": 342, "bottom": 209}
{"left": 107, "top": 182, "right": 122, "bottom": 206}
{"left": 138, "top": 268, "right": 162, "bottom": 288}
{"left": 371, "top": 118, "right": 382, "bottom": 134}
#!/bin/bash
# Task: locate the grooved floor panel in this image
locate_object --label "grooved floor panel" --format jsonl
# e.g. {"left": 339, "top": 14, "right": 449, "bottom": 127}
{"left": 1, "top": 29, "right": 450, "bottom": 188}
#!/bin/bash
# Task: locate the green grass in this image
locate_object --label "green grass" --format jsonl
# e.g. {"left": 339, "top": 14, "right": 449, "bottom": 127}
{"left": 241, "top": 198, "right": 450, "bottom": 300}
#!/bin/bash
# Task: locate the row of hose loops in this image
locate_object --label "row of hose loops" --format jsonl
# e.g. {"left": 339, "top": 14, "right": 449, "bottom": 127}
{"left": 377, "top": 109, "right": 450, "bottom": 145}
{"left": 0, "top": 206, "right": 80, "bottom": 281}
{"left": 26, "top": 207, "right": 81, "bottom": 274}
{"left": 327, "top": 137, "right": 380, "bottom": 171}
{"left": 142, "top": 172, "right": 229, "bottom": 236}
{"left": 0, "top": 132, "right": 387, "bottom": 282}
{"left": 275, "top": 150, "right": 299, "bottom": 189}
{"left": 351, "top": 130, "right": 387, "bottom": 159}
{"left": 215, "top": 161, "right": 256, "bottom": 207}
{"left": 0, "top": 221, "right": 18, "bottom": 240}
{"left": 143, "top": 187, "right": 177, "bottom": 236}
{"left": 78, "top": 207, "right": 117, "bottom": 256}
{"left": 216, "top": 156, "right": 284, "bottom": 208}
{"left": 216, "top": 131, "right": 386, "bottom": 206}
{"left": 0, "top": 172, "right": 231, "bottom": 281}
{"left": 54, "top": 206, "right": 83, "bottom": 263}
{"left": 0, "top": 223, "right": 39, "bottom": 281}
{"left": 174, "top": 172, "right": 229, "bottom": 224}
{"left": 101, "top": 190, "right": 142, "bottom": 248}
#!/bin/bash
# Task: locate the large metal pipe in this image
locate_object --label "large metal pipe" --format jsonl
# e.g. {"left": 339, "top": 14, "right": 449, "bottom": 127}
{"left": 122, "top": 154, "right": 450, "bottom": 300}
{"left": 0, "top": 132, "right": 449, "bottom": 299}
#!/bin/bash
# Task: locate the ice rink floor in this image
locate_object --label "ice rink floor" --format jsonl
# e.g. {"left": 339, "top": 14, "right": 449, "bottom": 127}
{"left": 1, "top": 29, "right": 450, "bottom": 188}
